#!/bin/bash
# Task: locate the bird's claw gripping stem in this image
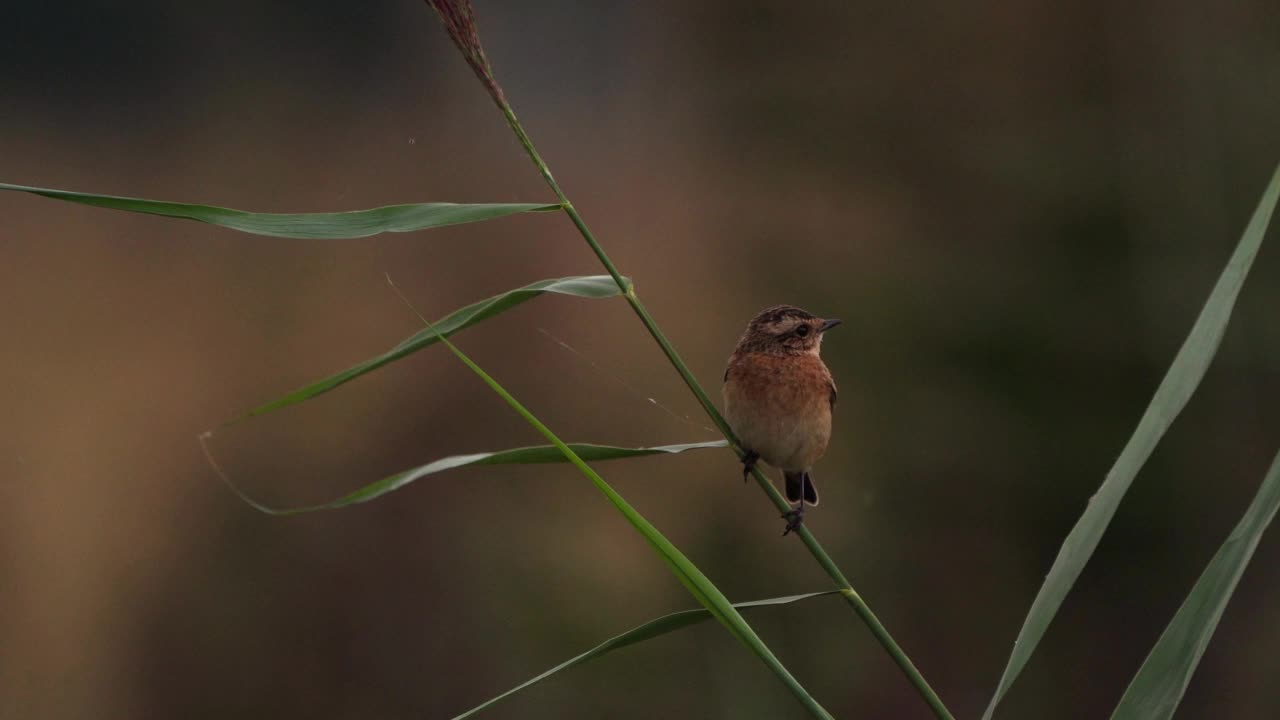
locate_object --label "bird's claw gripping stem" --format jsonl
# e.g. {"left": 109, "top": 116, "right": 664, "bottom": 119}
{"left": 782, "top": 504, "right": 805, "bottom": 536}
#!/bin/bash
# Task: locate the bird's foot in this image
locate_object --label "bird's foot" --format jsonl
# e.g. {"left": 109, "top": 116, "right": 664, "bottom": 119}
{"left": 741, "top": 450, "right": 759, "bottom": 483}
{"left": 781, "top": 504, "right": 805, "bottom": 536}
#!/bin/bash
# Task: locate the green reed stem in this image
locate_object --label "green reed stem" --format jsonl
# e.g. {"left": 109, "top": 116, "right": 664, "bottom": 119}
{"left": 497, "top": 103, "right": 954, "bottom": 720}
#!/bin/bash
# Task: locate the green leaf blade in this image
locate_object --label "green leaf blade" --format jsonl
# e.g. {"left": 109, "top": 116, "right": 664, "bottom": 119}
{"left": 1111, "top": 450, "right": 1280, "bottom": 720}
{"left": 232, "top": 275, "right": 625, "bottom": 421}
{"left": 452, "top": 591, "right": 839, "bottom": 720}
{"left": 412, "top": 312, "right": 833, "bottom": 718}
{"left": 0, "top": 181, "right": 558, "bottom": 239}
{"left": 982, "top": 164, "right": 1280, "bottom": 719}
{"left": 207, "top": 440, "right": 728, "bottom": 516}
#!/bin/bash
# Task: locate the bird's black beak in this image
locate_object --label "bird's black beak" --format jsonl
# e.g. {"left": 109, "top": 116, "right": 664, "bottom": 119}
{"left": 819, "top": 318, "right": 842, "bottom": 333}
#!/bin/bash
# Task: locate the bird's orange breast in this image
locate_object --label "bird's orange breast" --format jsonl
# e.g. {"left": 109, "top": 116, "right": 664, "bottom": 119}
{"left": 723, "top": 352, "right": 833, "bottom": 471}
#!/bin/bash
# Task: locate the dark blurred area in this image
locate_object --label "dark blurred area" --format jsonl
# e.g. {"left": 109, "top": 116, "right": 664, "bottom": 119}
{"left": 3, "top": 1, "right": 1279, "bottom": 718}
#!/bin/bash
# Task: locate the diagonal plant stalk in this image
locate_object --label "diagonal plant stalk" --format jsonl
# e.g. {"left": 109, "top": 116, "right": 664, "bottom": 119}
{"left": 500, "top": 104, "right": 954, "bottom": 720}
{"left": 419, "top": 4, "right": 953, "bottom": 717}
{"left": 500, "top": 105, "right": 953, "bottom": 720}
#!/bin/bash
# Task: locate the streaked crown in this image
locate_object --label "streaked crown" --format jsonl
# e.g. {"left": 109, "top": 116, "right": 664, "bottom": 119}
{"left": 734, "top": 305, "right": 838, "bottom": 355}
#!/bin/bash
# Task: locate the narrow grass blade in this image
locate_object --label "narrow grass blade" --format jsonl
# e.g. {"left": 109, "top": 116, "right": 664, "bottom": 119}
{"left": 453, "top": 591, "right": 840, "bottom": 720}
{"left": 1110, "top": 449, "right": 1280, "bottom": 720}
{"left": 391, "top": 283, "right": 833, "bottom": 719}
{"left": 200, "top": 438, "right": 727, "bottom": 515}
{"left": 982, "top": 164, "right": 1280, "bottom": 719}
{"left": 0, "top": 181, "right": 558, "bottom": 239}
{"left": 229, "top": 275, "right": 624, "bottom": 422}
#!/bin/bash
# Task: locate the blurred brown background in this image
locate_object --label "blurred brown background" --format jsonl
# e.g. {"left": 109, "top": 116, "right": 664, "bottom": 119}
{"left": 3, "top": 1, "right": 1279, "bottom": 718}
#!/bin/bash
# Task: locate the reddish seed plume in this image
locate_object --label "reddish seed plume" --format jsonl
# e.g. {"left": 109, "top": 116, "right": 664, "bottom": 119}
{"left": 423, "top": 0, "right": 507, "bottom": 106}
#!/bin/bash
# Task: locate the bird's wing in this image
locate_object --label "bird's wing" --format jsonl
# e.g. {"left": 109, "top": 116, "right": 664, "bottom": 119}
{"left": 828, "top": 378, "right": 838, "bottom": 411}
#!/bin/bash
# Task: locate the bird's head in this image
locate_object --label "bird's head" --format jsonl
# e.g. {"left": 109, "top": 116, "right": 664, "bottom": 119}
{"left": 737, "top": 305, "right": 841, "bottom": 355}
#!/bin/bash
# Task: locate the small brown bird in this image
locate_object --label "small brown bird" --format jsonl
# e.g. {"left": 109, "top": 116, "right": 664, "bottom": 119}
{"left": 723, "top": 305, "right": 840, "bottom": 534}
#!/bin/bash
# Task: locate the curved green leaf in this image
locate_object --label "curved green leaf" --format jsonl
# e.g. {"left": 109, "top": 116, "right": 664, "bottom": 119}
{"left": 983, "top": 164, "right": 1280, "bottom": 718}
{"left": 453, "top": 591, "right": 840, "bottom": 720}
{"left": 203, "top": 439, "right": 727, "bottom": 515}
{"left": 406, "top": 301, "right": 832, "bottom": 718}
{"left": 0, "top": 181, "right": 558, "bottom": 239}
{"left": 231, "top": 275, "right": 625, "bottom": 422}
{"left": 1111, "top": 449, "right": 1280, "bottom": 720}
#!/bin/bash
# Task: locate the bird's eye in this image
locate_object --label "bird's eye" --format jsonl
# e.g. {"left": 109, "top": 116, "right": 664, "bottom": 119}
{"left": 795, "top": 325, "right": 810, "bottom": 337}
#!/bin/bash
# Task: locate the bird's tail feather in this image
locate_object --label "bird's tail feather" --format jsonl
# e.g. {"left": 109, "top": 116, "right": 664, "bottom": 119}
{"left": 784, "top": 471, "right": 819, "bottom": 506}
